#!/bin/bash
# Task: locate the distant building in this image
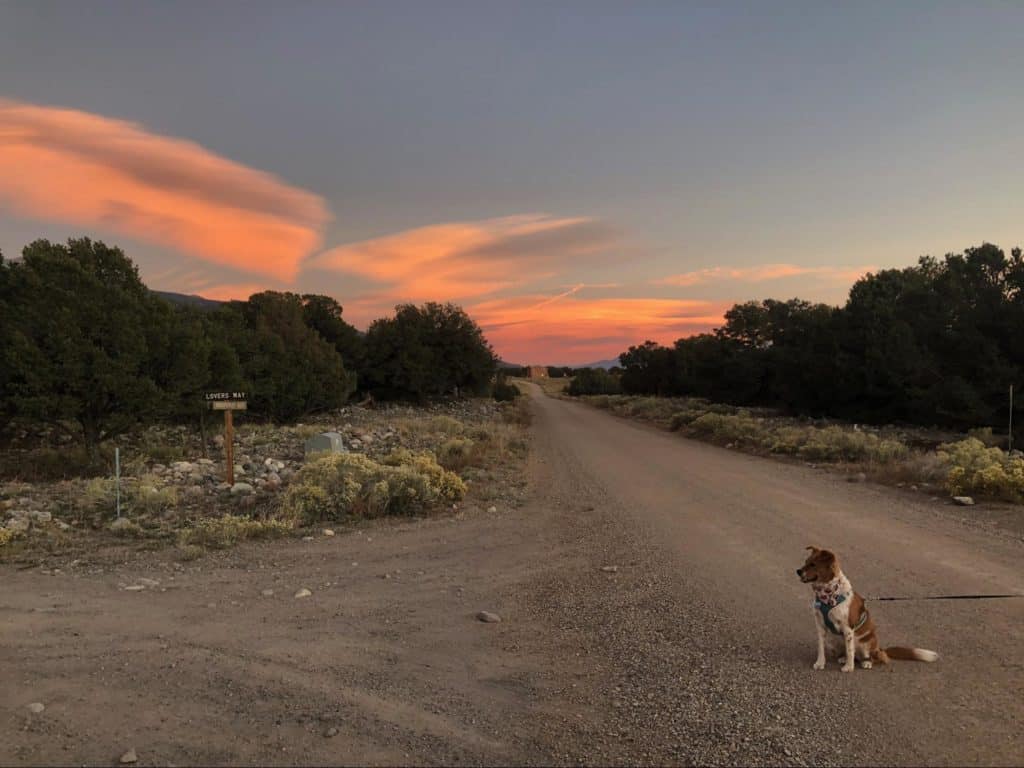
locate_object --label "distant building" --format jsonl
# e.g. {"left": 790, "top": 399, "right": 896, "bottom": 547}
{"left": 527, "top": 365, "right": 548, "bottom": 379}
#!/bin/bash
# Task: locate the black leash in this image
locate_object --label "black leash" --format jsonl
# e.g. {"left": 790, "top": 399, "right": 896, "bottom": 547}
{"left": 868, "top": 593, "right": 1024, "bottom": 602}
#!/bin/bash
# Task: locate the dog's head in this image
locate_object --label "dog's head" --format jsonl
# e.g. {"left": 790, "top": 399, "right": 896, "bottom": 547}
{"left": 796, "top": 546, "right": 839, "bottom": 584}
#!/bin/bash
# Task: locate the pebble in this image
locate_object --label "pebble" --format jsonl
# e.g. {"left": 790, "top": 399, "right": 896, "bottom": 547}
{"left": 325, "top": 727, "right": 339, "bottom": 738}
{"left": 476, "top": 611, "right": 502, "bottom": 623}
{"left": 323, "top": 529, "right": 335, "bottom": 537}
{"left": 26, "top": 702, "right": 44, "bottom": 714}
{"left": 119, "top": 748, "right": 137, "bottom": 764}
{"left": 230, "top": 482, "right": 254, "bottom": 495}
{"left": 952, "top": 495, "right": 975, "bottom": 506}
{"left": 261, "top": 589, "right": 275, "bottom": 597}
{"left": 123, "top": 585, "right": 145, "bottom": 592}
{"left": 600, "top": 565, "right": 619, "bottom": 573}
{"left": 294, "top": 588, "right": 313, "bottom": 599}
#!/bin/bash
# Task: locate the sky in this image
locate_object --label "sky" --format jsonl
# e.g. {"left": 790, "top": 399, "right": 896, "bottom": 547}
{"left": 1, "top": 1, "right": 1022, "bottom": 365}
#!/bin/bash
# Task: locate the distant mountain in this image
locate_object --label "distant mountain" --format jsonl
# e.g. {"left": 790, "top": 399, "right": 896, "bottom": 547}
{"left": 496, "top": 360, "right": 525, "bottom": 369}
{"left": 582, "top": 358, "right": 620, "bottom": 370}
{"left": 153, "top": 290, "right": 223, "bottom": 311}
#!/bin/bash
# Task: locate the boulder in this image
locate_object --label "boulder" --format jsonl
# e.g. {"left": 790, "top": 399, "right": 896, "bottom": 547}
{"left": 230, "top": 482, "right": 255, "bottom": 495}
{"left": 304, "top": 432, "right": 347, "bottom": 459}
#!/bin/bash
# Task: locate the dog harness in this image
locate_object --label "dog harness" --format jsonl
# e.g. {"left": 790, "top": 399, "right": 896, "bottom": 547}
{"left": 814, "top": 579, "right": 869, "bottom": 636}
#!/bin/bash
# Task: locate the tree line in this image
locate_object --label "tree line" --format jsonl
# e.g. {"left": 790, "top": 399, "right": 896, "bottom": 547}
{"left": 0, "top": 238, "right": 501, "bottom": 457}
{"left": 611, "top": 243, "right": 1023, "bottom": 437}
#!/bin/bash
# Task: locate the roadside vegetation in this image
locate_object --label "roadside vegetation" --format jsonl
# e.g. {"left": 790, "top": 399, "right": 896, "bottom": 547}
{"left": 0, "top": 236, "right": 530, "bottom": 559}
{"left": 567, "top": 393, "right": 1024, "bottom": 503}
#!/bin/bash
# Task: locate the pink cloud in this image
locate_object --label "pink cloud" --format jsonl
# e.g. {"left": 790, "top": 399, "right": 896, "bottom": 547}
{"left": 0, "top": 99, "right": 329, "bottom": 281}
{"left": 655, "top": 263, "right": 876, "bottom": 287}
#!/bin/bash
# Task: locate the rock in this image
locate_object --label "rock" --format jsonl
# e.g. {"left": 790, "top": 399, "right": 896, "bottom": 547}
{"left": 184, "top": 485, "right": 204, "bottom": 499}
{"left": 5, "top": 517, "right": 30, "bottom": 533}
{"left": 234, "top": 464, "right": 246, "bottom": 477}
{"left": 26, "top": 702, "right": 44, "bottom": 714}
{"left": 123, "top": 585, "right": 145, "bottom": 592}
{"left": 304, "top": 432, "right": 347, "bottom": 459}
{"left": 119, "top": 748, "right": 137, "bottom": 764}
{"left": 847, "top": 472, "right": 867, "bottom": 483}
{"left": 137, "top": 577, "right": 160, "bottom": 588}
{"left": 230, "top": 482, "right": 254, "bottom": 495}
{"left": 261, "top": 589, "right": 275, "bottom": 597}
{"left": 30, "top": 510, "right": 52, "bottom": 523}
{"left": 600, "top": 565, "right": 619, "bottom": 573}
{"left": 322, "top": 529, "right": 335, "bottom": 537}
{"left": 197, "top": 458, "right": 215, "bottom": 466}
{"left": 171, "top": 461, "right": 194, "bottom": 473}
{"left": 487, "top": 506, "right": 497, "bottom": 513}
{"left": 56, "top": 521, "right": 72, "bottom": 532}
{"left": 109, "top": 517, "right": 134, "bottom": 532}
{"left": 213, "top": 434, "right": 225, "bottom": 448}
{"left": 324, "top": 726, "right": 339, "bottom": 738}
{"left": 953, "top": 495, "right": 975, "bottom": 506}
{"left": 294, "top": 588, "right": 313, "bottom": 599}
{"left": 476, "top": 611, "right": 501, "bottom": 623}
{"left": 151, "top": 464, "right": 166, "bottom": 475}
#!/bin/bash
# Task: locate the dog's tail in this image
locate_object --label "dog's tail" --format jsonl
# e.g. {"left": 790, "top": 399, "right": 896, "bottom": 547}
{"left": 884, "top": 646, "right": 939, "bottom": 662}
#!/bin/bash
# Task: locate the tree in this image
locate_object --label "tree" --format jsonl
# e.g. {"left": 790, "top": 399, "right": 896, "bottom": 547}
{"left": 221, "top": 292, "right": 356, "bottom": 421}
{"left": 301, "top": 294, "right": 365, "bottom": 378}
{"left": 1, "top": 239, "right": 164, "bottom": 458}
{"left": 363, "top": 303, "right": 496, "bottom": 400}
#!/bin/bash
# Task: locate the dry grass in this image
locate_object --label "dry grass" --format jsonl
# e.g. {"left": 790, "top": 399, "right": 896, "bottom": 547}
{"left": 178, "top": 515, "right": 292, "bottom": 550}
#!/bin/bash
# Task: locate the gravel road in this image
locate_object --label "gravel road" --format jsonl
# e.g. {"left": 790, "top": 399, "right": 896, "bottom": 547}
{"left": 2, "top": 384, "right": 1021, "bottom": 766}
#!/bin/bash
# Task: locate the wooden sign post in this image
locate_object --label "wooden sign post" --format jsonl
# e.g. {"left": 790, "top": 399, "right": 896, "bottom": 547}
{"left": 205, "top": 392, "right": 247, "bottom": 485}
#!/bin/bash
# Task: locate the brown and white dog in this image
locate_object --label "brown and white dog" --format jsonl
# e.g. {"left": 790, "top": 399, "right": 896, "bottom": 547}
{"left": 797, "top": 546, "right": 938, "bottom": 672}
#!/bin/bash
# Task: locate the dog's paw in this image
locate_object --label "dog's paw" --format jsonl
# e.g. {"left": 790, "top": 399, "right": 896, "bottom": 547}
{"left": 812, "top": 660, "right": 825, "bottom": 670}
{"left": 860, "top": 660, "right": 873, "bottom": 669}
{"left": 841, "top": 663, "right": 855, "bottom": 673}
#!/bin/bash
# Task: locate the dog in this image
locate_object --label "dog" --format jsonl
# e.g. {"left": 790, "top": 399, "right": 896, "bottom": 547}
{"left": 797, "top": 546, "right": 938, "bottom": 672}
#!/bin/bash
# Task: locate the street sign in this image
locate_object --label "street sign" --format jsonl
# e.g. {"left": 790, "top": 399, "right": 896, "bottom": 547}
{"left": 210, "top": 401, "right": 247, "bottom": 411}
{"left": 205, "top": 392, "right": 248, "bottom": 484}
{"left": 205, "top": 391, "right": 247, "bottom": 401}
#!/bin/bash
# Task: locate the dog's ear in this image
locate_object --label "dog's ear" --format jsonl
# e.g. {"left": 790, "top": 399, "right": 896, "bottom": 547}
{"left": 805, "top": 545, "right": 820, "bottom": 554}
{"left": 817, "top": 549, "right": 837, "bottom": 563}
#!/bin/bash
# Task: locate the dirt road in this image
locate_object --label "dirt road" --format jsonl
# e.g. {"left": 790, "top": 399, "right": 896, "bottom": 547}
{"left": 3, "top": 384, "right": 1022, "bottom": 766}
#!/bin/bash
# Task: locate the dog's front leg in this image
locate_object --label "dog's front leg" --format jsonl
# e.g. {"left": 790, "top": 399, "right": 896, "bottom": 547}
{"left": 841, "top": 628, "right": 856, "bottom": 673}
{"left": 813, "top": 614, "right": 827, "bottom": 670}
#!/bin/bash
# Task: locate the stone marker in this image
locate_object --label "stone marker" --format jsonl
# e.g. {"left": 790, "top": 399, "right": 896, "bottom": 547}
{"left": 304, "top": 431, "right": 347, "bottom": 459}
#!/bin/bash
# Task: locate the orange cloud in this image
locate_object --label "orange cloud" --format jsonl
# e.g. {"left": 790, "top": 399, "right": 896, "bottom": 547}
{"left": 310, "top": 214, "right": 617, "bottom": 303}
{"left": 470, "top": 292, "right": 731, "bottom": 365}
{"left": 656, "top": 263, "right": 876, "bottom": 287}
{"left": 0, "top": 99, "right": 329, "bottom": 280}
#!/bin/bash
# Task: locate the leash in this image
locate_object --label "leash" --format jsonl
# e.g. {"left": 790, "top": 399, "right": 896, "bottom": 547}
{"left": 867, "top": 593, "right": 1024, "bottom": 602}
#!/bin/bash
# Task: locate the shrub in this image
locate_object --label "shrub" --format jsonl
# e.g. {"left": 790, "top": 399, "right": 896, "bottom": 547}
{"left": 281, "top": 450, "right": 466, "bottom": 524}
{"left": 774, "top": 426, "right": 908, "bottom": 463}
{"left": 689, "top": 412, "right": 765, "bottom": 445}
{"left": 179, "top": 514, "right": 292, "bottom": 549}
{"left": 83, "top": 477, "right": 118, "bottom": 511}
{"left": 129, "top": 476, "right": 178, "bottom": 514}
{"left": 567, "top": 369, "right": 621, "bottom": 396}
{"left": 437, "top": 437, "right": 477, "bottom": 471}
{"left": 939, "top": 438, "right": 1024, "bottom": 501}
{"left": 0, "top": 527, "right": 20, "bottom": 547}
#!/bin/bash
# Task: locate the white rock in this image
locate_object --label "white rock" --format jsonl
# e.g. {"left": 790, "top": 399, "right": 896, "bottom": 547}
{"left": 476, "top": 611, "right": 501, "bottom": 623}
{"left": 322, "top": 529, "right": 335, "bottom": 537}
{"left": 487, "top": 506, "right": 497, "bottom": 513}
{"left": 5, "top": 518, "right": 29, "bottom": 533}
{"left": 119, "top": 748, "right": 137, "bottom": 764}
{"left": 261, "top": 589, "right": 275, "bottom": 597}
{"left": 230, "top": 482, "right": 254, "bottom": 495}
{"left": 294, "top": 588, "right": 313, "bottom": 599}
{"left": 953, "top": 495, "right": 975, "bottom": 506}
{"left": 30, "top": 510, "right": 52, "bottom": 523}
{"left": 26, "top": 702, "right": 44, "bottom": 714}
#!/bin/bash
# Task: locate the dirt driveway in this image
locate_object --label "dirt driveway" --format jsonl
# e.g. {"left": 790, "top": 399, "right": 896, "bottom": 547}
{"left": 3, "top": 384, "right": 1022, "bottom": 766}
